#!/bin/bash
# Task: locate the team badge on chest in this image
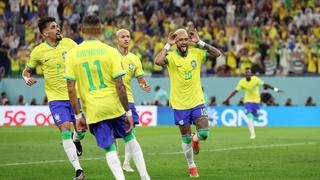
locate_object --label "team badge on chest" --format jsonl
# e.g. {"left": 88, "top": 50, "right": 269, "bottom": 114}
{"left": 191, "top": 60, "right": 197, "bottom": 69}
{"left": 129, "top": 63, "right": 135, "bottom": 71}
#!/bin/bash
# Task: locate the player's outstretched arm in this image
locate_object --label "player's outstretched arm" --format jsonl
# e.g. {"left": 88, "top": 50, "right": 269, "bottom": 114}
{"left": 154, "top": 32, "right": 176, "bottom": 66}
{"left": 22, "top": 67, "right": 37, "bottom": 86}
{"left": 115, "top": 77, "right": 133, "bottom": 133}
{"left": 222, "top": 90, "right": 238, "bottom": 105}
{"left": 188, "top": 30, "right": 222, "bottom": 58}
{"left": 67, "top": 80, "right": 87, "bottom": 131}
{"left": 263, "top": 84, "right": 284, "bottom": 93}
{"left": 137, "top": 76, "right": 151, "bottom": 93}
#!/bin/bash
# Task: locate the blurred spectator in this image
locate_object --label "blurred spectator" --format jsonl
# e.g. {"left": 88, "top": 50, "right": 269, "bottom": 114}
{"left": 284, "top": 98, "right": 293, "bottom": 106}
{"left": 117, "top": 0, "right": 133, "bottom": 16}
{"left": 226, "top": 0, "right": 236, "bottom": 25}
{"left": 209, "top": 96, "right": 217, "bottom": 106}
{"left": 48, "top": 0, "right": 59, "bottom": 23}
{"left": 0, "top": 0, "right": 319, "bottom": 78}
{"left": 9, "top": 0, "right": 20, "bottom": 28}
{"left": 17, "top": 95, "right": 25, "bottom": 105}
{"left": 1, "top": 92, "right": 10, "bottom": 105}
{"left": 267, "top": 97, "right": 279, "bottom": 106}
{"left": 87, "top": 0, "right": 99, "bottom": 15}
{"left": 305, "top": 96, "right": 316, "bottom": 106}
{"left": 260, "top": 87, "right": 272, "bottom": 105}
{"left": 42, "top": 96, "right": 48, "bottom": 105}
{"left": 142, "top": 55, "right": 153, "bottom": 76}
{"left": 30, "top": 98, "right": 37, "bottom": 105}
{"left": 8, "top": 50, "right": 20, "bottom": 78}
{"left": 153, "top": 85, "right": 168, "bottom": 106}
{"left": 0, "top": 42, "right": 10, "bottom": 77}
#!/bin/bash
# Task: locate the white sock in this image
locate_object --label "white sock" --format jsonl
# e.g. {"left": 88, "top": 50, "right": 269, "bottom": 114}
{"left": 123, "top": 141, "right": 132, "bottom": 165}
{"left": 106, "top": 151, "right": 125, "bottom": 180}
{"left": 62, "top": 139, "right": 82, "bottom": 171}
{"left": 182, "top": 142, "right": 196, "bottom": 168}
{"left": 126, "top": 139, "right": 150, "bottom": 179}
{"left": 247, "top": 117, "right": 255, "bottom": 136}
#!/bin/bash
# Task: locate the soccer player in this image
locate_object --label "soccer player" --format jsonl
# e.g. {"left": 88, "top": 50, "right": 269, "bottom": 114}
{"left": 222, "top": 67, "right": 283, "bottom": 139}
{"left": 115, "top": 28, "right": 151, "bottom": 179}
{"left": 64, "top": 15, "right": 135, "bottom": 180}
{"left": 154, "top": 29, "right": 221, "bottom": 177}
{"left": 22, "top": 17, "right": 85, "bottom": 180}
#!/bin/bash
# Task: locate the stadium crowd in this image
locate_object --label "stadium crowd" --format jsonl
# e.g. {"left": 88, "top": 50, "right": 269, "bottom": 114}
{"left": 0, "top": 0, "right": 319, "bottom": 78}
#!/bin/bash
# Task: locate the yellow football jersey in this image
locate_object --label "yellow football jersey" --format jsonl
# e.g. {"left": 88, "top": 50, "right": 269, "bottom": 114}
{"left": 166, "top": 48, "right": 207, "bottom": 109}
{"left": 64, "top": 40, "right": 125, "bottom": 124}
{"left": 27, "top": 38, "right": 77, "bottom": 102}
{"left": 119, "top": 51, "right": 144, "bottom": 103}
{"left": 235, "top": 76, "right": 264, "bottom": 103}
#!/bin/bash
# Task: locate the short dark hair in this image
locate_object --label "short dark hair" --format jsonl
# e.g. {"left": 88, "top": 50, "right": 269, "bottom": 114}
{"left": 38, "top": 17, "right": 56, "bottom": 34}
{"left": 83, "top": 15, "right": 100, "bottom": 26}
{"left": 245, "top": 67, "right": 251, "bottom": 71}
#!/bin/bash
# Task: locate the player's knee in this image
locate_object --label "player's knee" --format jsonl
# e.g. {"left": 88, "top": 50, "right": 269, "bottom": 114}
{"left": 77, "top": 131, "right": 86, "bottom": 140}
{"left": 60, "top": 130, "right": 72, "bottom": 140}
{"left": 123, "top": 131, "right": 135, "bottom": 143}
{"left": 198, "top": 129, "right": 209, "bottom": 140}
{"left": 104, "top": 143, "right": 117, "bottom": 153}
{"left": 181, "top": 135, "right": 192, "bottom": 144}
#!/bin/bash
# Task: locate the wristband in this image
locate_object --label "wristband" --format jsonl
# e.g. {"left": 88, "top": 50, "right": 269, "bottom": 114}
{"left": 274, "top": 87, "right": 279, "bottom": 92}
{"left": 125, "top": 110, "right": 132, "bottom": 117}
{"left": 75, "top": 113, "right": 82, "bottom": 120}
{"left": 197, "top": 40, "right": 206, "bottom": 48}
{"left": 164, "top": 43, "right": 171, "bottom": 51}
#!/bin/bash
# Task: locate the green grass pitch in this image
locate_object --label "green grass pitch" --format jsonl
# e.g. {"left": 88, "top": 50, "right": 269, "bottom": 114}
{"left": 0, "top": 126, "right": 319, "bottom": 179}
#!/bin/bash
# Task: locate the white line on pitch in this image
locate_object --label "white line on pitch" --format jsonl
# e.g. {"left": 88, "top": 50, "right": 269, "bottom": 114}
{"left": 0, "top": 157, "right": 104, "bottom": 167}
{"left": 148, "top": 142, "right": 318, "bottom": 155}
{"left": 0, "top": 142, "right": 317, "bottom": 167}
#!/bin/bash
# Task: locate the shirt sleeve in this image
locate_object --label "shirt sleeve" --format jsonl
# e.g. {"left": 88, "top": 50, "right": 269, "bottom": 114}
{"left": 66, "top": 38, "right": 78, "bottom": 47}
{"left": 235, "top": 80, "right": 242, "bottom": 91}
{"left": 256, "top": 77, "right": 264, "bottom": 86}
{"left": 134, "top": 56, "right": 144, "bottom": 78}
{"left": 198, "top": 49, "right": 208, "bottom": 62}
{"left": 112, "top": 51, "right": 126, "bottom": 79}
{"left": 63, "top": 52, "right": 76, "bottom": 80}
{"left": 26, "top": 49, "right": 39, "bottom": 69}
{"left": 165, "top": 52, "right": 173, "bottom": 67}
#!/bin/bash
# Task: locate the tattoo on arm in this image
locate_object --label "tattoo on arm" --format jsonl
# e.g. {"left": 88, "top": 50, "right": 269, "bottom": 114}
{"left": 263, "top": 84, "right": 274, "bottom": 90}
{"left": 114, "top": 77, "right": 130, "bottom": 111}
{"left": 204, "top": 44, "right": 222, "bottom": 58}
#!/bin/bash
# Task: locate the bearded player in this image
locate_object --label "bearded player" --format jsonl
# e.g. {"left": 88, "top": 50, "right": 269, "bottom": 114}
{"left": 22, "top": 17, "right": 85, "bottom": 179}
{"left": 155, "top": 29, "right": 221, "bottom": 177}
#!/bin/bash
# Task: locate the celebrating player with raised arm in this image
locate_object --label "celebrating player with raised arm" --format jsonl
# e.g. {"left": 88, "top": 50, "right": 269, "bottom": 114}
{"left": 222, "top": 67, "right": 283, "bottom": 139}
{"left": 22, "top": 17, "right": 85, "bottom": 180}
{"left": 116, "top": 29, "right": 151, "bottom": 179}
{"left": 155, "top": 29, "right": 221, "bottom": 177}
{"left": 64, "top": 15, "right": 134, "bottom": 180}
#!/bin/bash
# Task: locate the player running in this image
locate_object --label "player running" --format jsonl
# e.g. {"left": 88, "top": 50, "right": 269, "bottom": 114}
{"left": 155, "top": 29, "right": 221, "bottom": 177}
{"left": 64, "top": 15, "right": 135, "bottom": 180}
{"left": 222, "top": 67, "right": 283, "bottom": 139}
{"left": 22, "top": 17, "right": 85, "bottom": 180}
{"left": 115, "top": 29, "right": 151, "bottom": 179}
